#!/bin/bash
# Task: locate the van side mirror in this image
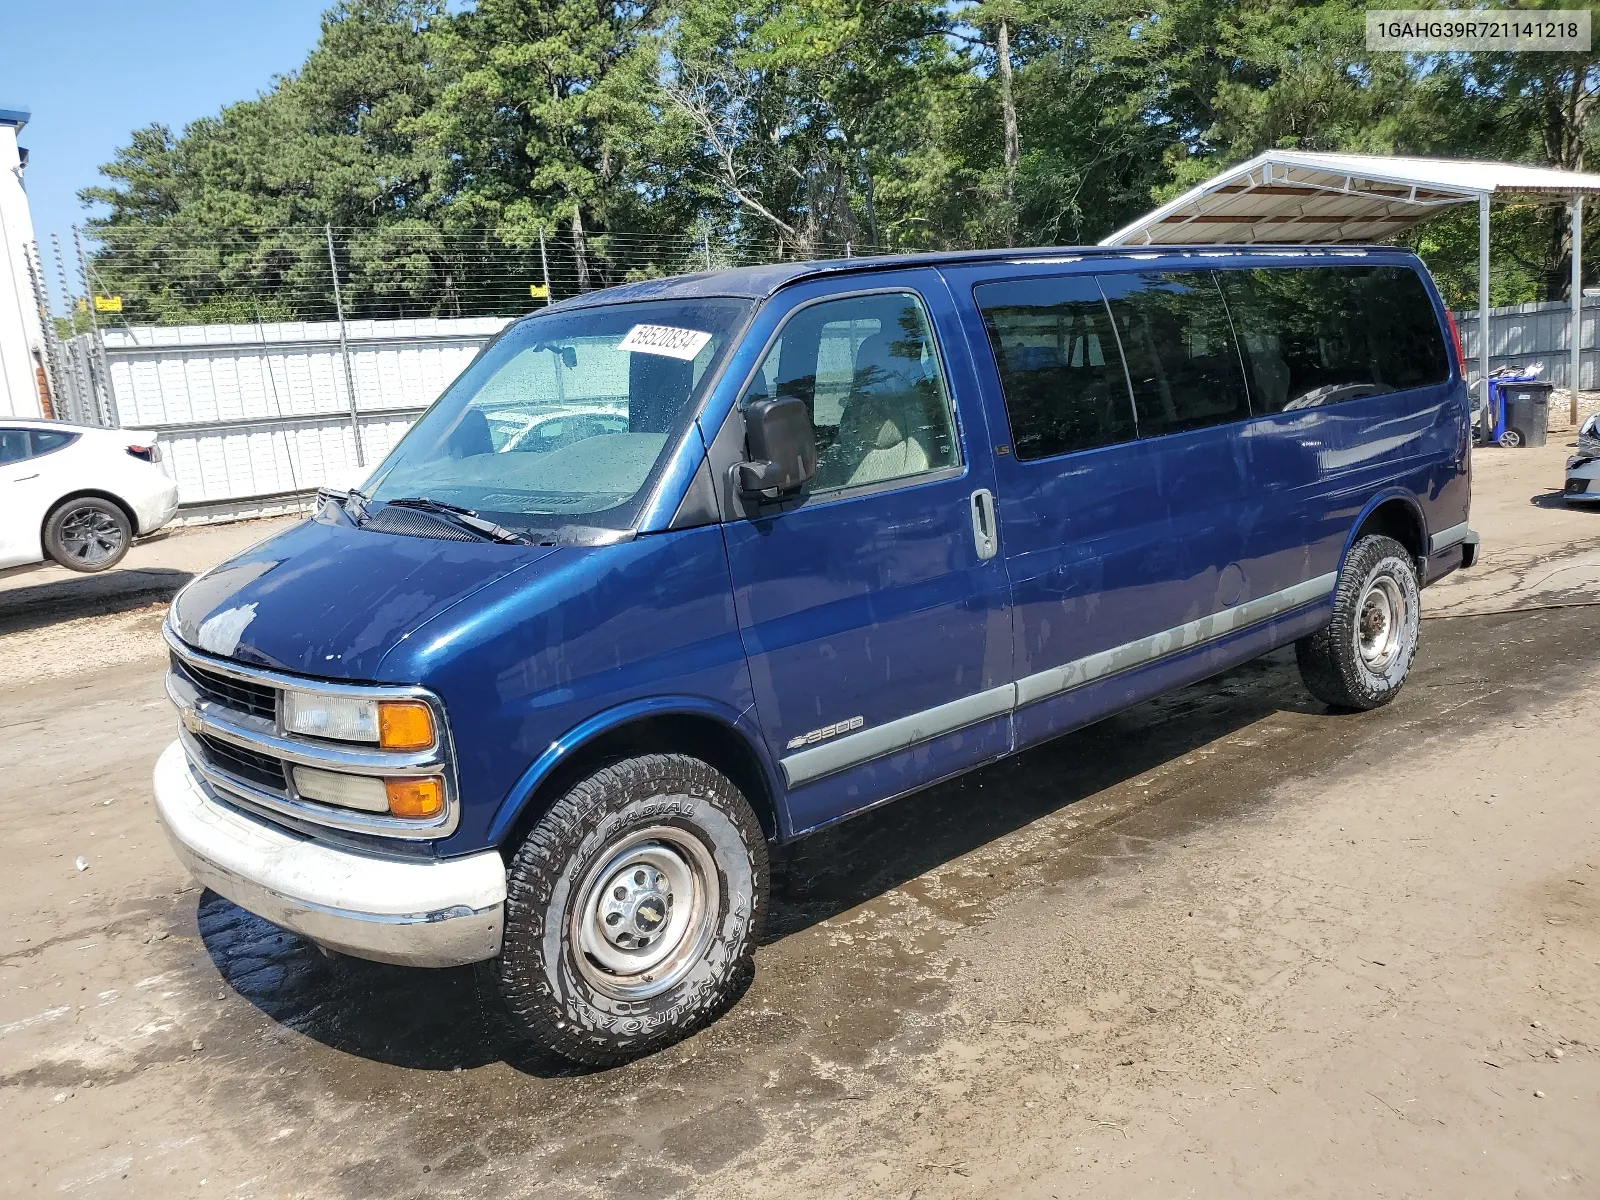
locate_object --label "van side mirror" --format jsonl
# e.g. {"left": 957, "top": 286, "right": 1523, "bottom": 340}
{"left": 732, "top": 397, "right": 818, "bottom": 498}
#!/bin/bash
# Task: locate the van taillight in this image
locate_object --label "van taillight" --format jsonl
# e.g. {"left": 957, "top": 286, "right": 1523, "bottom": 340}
{"left": 127, "top": 444, "right": 160, "bottom": 463}
{"left": 1444, "top": 309, "right": 1466, "bottom": 373}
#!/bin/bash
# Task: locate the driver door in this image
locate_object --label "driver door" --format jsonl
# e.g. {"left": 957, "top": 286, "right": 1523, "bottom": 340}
{"left": 717, "top": 273, "right": 1014, "bottom": 834}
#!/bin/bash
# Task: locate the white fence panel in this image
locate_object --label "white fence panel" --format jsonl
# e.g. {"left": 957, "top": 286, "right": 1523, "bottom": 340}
{"left": 87, "top": 316, "right": 512, "bottom": 520}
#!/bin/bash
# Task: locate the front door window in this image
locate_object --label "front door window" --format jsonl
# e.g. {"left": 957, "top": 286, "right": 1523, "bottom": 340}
{"left": 742, "top": 291, "right": 960, "bottom": 494}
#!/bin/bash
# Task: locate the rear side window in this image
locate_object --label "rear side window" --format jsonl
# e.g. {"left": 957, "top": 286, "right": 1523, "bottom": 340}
{"left": 0, "top": 428, "right": 77, "bottom": 464}
{"left": 32, "top": 430, "right": 76, "bottom": 456}
{"left": 1218, "top": 266, "right": 1450, "bottom": 412}
{"left": 1100, "top": 271, "right": 1251, "bottom": 439}
{"left": 0, "top": 428, "right": 27, "bottom": 465}
{"left": 975, "top": 276, "right": 1137, "bottom": 459}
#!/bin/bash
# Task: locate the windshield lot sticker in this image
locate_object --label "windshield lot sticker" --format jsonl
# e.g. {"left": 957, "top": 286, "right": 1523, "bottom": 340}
{"left": 619, "top": 324, "right": 713, "bottom": 360}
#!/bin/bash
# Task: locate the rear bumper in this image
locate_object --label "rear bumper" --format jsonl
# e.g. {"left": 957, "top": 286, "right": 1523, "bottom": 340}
{"left": 133, "top": 480, "right": 181, "bottom": 535}
{"left": 1426, "top": 522, "right": 1479, "bottom": 578}
{"left": 152, "top": 741, "right": 504, "bottom": 967}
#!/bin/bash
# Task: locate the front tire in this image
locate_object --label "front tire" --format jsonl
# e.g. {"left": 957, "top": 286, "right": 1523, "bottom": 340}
{"left": 1296, "top": 534, "right": 1421, "bottom": 711}
{"left": 44, "top": 497, "right": 132, "bottom": 572}
{"left": 483, "top": 753, "right": 768, "bottom": 1067}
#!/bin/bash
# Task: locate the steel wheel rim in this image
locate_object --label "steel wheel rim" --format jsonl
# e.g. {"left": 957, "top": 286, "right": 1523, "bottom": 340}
{"left": 59, "top": 507, "right": 124, "bottom": 566}
{"left": 570, "top": 825, "right": 720, "bottom": 1001}
{"left": 1356, "top": 571, "right": 1408, "bottom": 672}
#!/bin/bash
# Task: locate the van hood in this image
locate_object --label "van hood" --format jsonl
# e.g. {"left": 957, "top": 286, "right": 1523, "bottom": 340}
{"left": 168, "top": 510, "right": 560, "bottom": 680}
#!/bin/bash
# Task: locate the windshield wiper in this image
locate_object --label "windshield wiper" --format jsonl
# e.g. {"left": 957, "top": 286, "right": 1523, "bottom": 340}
{"left": 381, "top": 497, "right": 531, "bottom": 545}
{"left": 317, "top": 486, "right": 369, "bottom": 523}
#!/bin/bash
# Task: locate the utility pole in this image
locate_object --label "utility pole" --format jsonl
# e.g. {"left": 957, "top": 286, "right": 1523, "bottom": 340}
{"left": 538, "top": 226, "right": 553, "bottom": 305}
{"left": 326, "top": 224, "right": 363, "bottom": 468}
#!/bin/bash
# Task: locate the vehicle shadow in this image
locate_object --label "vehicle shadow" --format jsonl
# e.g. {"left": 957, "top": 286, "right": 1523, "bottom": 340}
{"left": 197, "top": 648, "right": 1323, "bottom": 1077}
{"left": 0, "top": 565, "right": 193, "bottom": 636}
{"left": 1529, "top": 489, "right": 1594, "bottom": 509}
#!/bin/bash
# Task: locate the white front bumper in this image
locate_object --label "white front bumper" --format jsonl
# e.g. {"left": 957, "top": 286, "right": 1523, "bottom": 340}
{"left": 1565, "top": 456, "right": 1600, "bottom": 501}
{"left": 152, "top": 741, "right": 505, "bottom": 967}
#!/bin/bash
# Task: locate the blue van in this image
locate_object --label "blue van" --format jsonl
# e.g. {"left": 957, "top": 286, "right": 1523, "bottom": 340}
{"left": 154, "top": 246, "right": 1476, "bottom": 1065}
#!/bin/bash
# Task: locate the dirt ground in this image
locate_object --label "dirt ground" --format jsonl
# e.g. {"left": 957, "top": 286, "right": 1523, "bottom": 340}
{"left": 1, "top": 440, "right": 1596, "bottom": 1199}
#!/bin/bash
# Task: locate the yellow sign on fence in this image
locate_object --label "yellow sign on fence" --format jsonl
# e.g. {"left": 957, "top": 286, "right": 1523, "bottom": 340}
{"left": 93, "top": 295, "right": 123, "bottom": 313}
{"left": 529, "top": 284, "right": 549, "bottom": 300}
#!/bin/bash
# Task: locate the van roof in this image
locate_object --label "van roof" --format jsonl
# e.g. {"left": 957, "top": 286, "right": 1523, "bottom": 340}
{"left": 544, "top": 243, "right": 1419, "bottom": 312}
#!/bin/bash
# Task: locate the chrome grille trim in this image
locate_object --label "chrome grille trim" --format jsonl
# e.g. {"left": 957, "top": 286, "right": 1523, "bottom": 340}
{"left": 164, "top": 622, "right": 460, "bottom": 840}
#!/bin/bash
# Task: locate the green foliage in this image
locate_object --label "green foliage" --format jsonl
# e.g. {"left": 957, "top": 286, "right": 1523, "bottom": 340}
{"left": 79, "top": 0, "right": 1600, "bottom": 323}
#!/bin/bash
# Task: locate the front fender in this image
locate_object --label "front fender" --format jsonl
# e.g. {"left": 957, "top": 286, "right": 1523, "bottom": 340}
{"left": 484, "top": 696, "right": 786, "bottom": 845}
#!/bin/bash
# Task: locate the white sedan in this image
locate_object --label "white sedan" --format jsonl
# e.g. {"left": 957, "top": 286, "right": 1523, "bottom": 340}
{"left": 1567, "top": 414, "right": 1600, "bottom": 505}
{"left": 0, "top": 418, "right": 180, "bottom": 572}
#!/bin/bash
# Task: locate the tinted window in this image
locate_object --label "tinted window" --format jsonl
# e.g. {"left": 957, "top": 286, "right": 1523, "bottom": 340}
{"left": 0, "top": 428, "right": 28, "bottom": 465}
{"left": 976, "top": 276, "right": 1137, "bottom": 459}
{"left": 744, "top": 292, "right": 958, "bottom": 493}
{"left": 31, "top": 430, "right": 76, "bottom": 456}
{"left": 1218, "top": 266, "right": 1450, "bottom": 412}
{"left": 1100, "top": 271, "right": 1251, "bottom": 438}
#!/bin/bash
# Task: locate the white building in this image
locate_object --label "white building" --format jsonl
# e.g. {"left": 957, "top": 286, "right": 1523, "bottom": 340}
{"left": 0, "top": 106, "right": 47, "bottom": 419}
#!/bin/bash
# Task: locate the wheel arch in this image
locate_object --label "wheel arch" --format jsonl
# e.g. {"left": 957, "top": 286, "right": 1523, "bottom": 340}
{"left": 487, "top": 698, "right": 788, "bottom": 854}
{"left": 1340, "top": 491, "right": 1428, "bottom": 579}
{"left": 42, "top": 488, "right": 142, "bottom": 539}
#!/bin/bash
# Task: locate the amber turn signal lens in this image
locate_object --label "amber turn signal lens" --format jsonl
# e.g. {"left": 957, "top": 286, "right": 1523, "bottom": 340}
{"left": 385, "top": 776, "right": 444, "bottom": 819}
{"left": 377, "top": 700, "right": 434, "bottom": 750}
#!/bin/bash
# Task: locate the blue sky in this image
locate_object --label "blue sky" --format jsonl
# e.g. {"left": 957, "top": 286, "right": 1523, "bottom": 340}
{"left": 5, "top": 1, "right": 332, "bottom": 256}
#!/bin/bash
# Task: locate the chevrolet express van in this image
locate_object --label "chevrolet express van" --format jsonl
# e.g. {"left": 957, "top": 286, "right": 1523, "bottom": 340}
{"left": 155, "top": 246, "right": 1476, "bottom": 1066}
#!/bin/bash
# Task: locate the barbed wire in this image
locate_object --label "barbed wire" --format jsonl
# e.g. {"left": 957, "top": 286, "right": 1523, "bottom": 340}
{"left": 54, "top": 224, "right": 920, "bottom": 327}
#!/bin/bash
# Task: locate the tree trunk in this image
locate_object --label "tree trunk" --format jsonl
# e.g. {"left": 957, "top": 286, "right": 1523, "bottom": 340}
{"left": 571, "top": 206, "right": 592, "bottom": 292}
{"left": 997, "top": 15, "right": 1019, "bottom": 242}
{"left": 862, "top": 150, "right": 880, "bottom": 249}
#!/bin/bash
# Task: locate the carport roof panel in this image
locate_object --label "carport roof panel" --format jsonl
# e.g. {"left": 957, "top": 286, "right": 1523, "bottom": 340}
{"left": 1102, "top": 151, "right": 1600, "bottom": 246}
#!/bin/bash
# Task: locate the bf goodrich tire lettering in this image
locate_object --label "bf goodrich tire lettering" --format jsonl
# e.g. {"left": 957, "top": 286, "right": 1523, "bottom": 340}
{"left": 482, "top": 753, "right": 768, "bottom": 1067}
{"left": 1296, "top": 534, "right": 1421, "bottom": 711}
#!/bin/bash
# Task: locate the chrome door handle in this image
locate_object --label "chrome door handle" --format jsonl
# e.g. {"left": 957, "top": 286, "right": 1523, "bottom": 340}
{"left": 970, "top": 489, "right": 998, "bottom": 561}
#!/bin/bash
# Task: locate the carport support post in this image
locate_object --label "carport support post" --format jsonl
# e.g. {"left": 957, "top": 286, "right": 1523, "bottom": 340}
{"left": 1479, "top": 194, "right": 1492, "bottom": 442}
{"left": 325, "top": 224, "right": 364, "bottom": 468}
{"left": 1572, "top": 195, "right": 1584, "bottom": 426}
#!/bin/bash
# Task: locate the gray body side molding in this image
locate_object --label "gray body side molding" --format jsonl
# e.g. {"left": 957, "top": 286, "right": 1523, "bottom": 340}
{"left": 781, "top": 572, "right": 1338, "bottom": 787}
{"left": 1429, "top": 521, "right": 1472, "bottom": 554}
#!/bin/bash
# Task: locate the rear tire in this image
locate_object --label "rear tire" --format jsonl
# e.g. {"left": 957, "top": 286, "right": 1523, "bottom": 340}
{"left": 44, "top": 497, "right": 132, "bottom": 573}
{"left": 481, "top": 753, "right": 768, "bottom": 1068}
{"left": 1296, "top": 534, "right": 1420, "bottom": 711}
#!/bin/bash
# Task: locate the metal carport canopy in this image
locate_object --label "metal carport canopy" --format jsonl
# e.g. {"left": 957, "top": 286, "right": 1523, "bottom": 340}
{"left": 1101, "top": 151, "right": 1600, "bottom": 426}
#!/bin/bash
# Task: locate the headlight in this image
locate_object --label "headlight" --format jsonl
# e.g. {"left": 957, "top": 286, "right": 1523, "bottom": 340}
{"left": 282, "top": 692, "right": 436, "bottom": 749}
{"left": 283, "top": 691, "right": 379, "bottom": 742}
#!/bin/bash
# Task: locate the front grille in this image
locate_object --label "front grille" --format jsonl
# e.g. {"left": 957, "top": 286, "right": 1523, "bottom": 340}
{"left": 196, "top": 732, "right": 288, "bottom": 792}
{"left": 1566, "top": 478, "right": 1590, "bottom": 494}
{"left": 173, "top": 653, "right": 277, "bottom": 720}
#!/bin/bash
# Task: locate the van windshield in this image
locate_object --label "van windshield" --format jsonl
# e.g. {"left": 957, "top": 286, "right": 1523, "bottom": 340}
{"left": 363, "top": 298, "right": 751, "bottom": 534}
